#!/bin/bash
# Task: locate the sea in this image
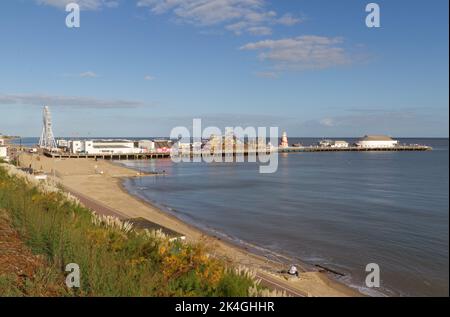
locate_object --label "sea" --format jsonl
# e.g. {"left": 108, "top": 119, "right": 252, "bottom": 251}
{"left": 15, "top": 137, "right": 449, "bottom": 296}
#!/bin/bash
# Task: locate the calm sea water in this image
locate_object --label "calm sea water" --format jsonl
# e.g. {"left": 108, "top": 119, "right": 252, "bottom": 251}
{"left": 15, "top": 137, "right": 449, "bottom": 296}
{"left": 120, "top": 138, "right": 449, "bottom": 297}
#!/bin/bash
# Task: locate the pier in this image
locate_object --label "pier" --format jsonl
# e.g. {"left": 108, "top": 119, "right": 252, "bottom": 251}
{"left": 42, "top": 144, "right": 432, "bottom": 160}
{"left": 43, "top": 150, "right": 170, "bottom": 160}
{"left": 279, "top": 145, "right": 432, "bottom": 153}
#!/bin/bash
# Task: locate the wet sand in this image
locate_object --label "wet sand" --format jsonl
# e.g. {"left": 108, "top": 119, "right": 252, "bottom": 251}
{"left": 18, "top": 151, "right": 361, "bottom": 297}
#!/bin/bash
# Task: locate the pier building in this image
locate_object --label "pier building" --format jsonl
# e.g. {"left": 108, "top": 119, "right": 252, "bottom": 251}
{"left": 356, "top": 135, "right": 398, "bottom": 148}
{"left": 319, "top": 140, "right": 349, "bottom": 148}
{"left": 138, "top": 140, "right": 155, "bottom": 152}
{"left": 68, "top": 139, "right": 144, "bottom": 155}
{"left": 330, "top": 140, "right": 349, "bottom": 148}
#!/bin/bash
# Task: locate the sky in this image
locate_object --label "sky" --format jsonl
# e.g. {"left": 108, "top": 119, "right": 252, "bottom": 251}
{"left": 0, "top": 0, "right": 448, "bottom": 137}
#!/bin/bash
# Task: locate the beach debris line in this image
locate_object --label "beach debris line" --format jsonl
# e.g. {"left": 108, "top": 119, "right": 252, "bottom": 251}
{"left": 125, "top": 217, "right": 185, "bottom": 241}
{"left": 315, "top": 264, "right": 345, "bottom": 276}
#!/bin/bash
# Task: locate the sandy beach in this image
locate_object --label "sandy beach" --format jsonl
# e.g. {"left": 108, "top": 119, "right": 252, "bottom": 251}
{"left": 17, "top": 151, "right": 361, "bottom": 297}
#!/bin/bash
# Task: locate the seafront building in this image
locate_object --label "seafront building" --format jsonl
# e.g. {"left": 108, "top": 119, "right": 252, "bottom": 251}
{"left": 68, "top": 139, "right": 144, "bottom": 155}
{"left": 175, "top": 141, "right": 192, "bottom": 152}
{"left": 318, "top": 140, "right": 349, "bottom": 148}
{"left": 56, "top": 139, "right": 68, "bottom": 148}
{"left": 153, "top": 140, "right": 173, "bottom": 153}
{"left": 0, "top": 145, "right": 7, "bottom": 161}
{"left": 356, "top": 135, "right": 398, "bottom": 148}
{"left": 202, "top": 134, "right": 249, "bottom": 153}
{"left": 319, "top": 139, "right": 333, "bottom": 147}
{"left": 330, "top": 140, "right": 349, "bottom": 148}
{"left": 138, "top": 140, "right": 155, "bottom": 152}
{"left": 59, "top": 138, "right": 175, "bottom": 155}
{"left": 0, "top": 135, "right": 9, "bottom": 161}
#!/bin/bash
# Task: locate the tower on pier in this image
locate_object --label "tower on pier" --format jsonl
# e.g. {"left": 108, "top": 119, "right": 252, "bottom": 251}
{"left": 280, "top": 131, "right": 289, "bottom": 148}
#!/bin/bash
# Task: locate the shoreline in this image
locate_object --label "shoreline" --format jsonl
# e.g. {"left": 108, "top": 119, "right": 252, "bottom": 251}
{"left": 118, "top": 173, "right": 371, "bottom": 297}
{"left": 17, "top": 151, "right": 363, "bottom": 297}
{"left": 118, "top": 178, "right": 310, "bottom": 269}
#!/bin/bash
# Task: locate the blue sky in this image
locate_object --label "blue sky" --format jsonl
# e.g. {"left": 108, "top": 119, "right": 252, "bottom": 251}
{"left": 0, "top": 0, "right": 448, "bottom": 137}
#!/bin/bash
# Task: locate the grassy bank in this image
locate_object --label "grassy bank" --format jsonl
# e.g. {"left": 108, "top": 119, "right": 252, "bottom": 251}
{"left": 0, "top": 164, "right": 267, "bottom": 296}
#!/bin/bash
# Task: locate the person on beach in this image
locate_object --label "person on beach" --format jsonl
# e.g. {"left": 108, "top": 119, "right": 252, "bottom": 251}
{"left": 279, "top": 265, "right": 299, "bottom": 277}
{"left": 288, "top": 265, "right": 299, "bottom": 277}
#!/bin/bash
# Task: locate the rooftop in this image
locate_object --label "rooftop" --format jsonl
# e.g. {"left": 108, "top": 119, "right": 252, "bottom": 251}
{"left": 91, "top": 139, "right": 132, "bottom": 143}
{"left": 360, "top": 135, "right": 395, "bottom": 141}
{"left": 155, "top": 141, "right": 172, "bottom": 149}
{"left": 92, "top": 145, "right": 132, "bottom": 149}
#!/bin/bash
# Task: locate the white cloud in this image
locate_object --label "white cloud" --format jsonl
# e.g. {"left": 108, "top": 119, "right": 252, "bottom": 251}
{"left": 255, "top": 71, "right": 278, "bottom": 79}
{"left": 247, "top": 26, "right": 272, "bottom": 36}
{"left": 62, "top": 71, "right": 99, "bottom": 78}
{"left": 144, "top": 75, "right": 155, "bottom": 80}
{"left": 225, "top": 21, "right": 247, "bottom": 35}
{"left": 137, "top": 0, "right": 302, "bottom": 36}
{"left": 36, "top": 0, "right": 119, "bottom": 10}
{"left": 277, "top": 13, "right": 303, "bottom": 26}
{"left": 0, "top": 93, "right": 146, "bottom": 109}
{"left": 79, "top": 71, "right": 99, "bottom": 78}
{"left": 319, "top": 117, "right": 335, "bottom": 127}
{"left": 240, "top": 35, "right": 350, "bottom": 70}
